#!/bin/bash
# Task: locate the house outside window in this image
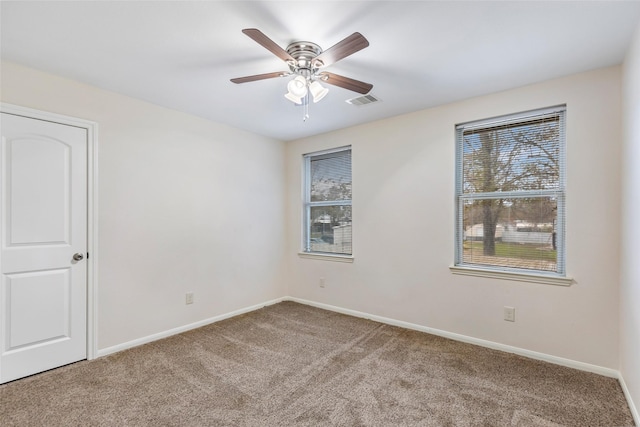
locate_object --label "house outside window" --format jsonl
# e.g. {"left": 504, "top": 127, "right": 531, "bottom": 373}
{"left": 455, "top": 106, "right": 566, "bottom": 276}
{"left": 303, "top": 147, "right": 352, "bottom": 255}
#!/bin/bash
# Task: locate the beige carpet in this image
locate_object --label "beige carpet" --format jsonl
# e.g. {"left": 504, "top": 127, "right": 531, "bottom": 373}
{"left": 0, "top": 301, "right": 634, "bottom": 426}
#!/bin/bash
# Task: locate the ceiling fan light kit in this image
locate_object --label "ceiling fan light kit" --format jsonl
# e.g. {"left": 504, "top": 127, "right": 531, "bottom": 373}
{"left": 231, "top": 28, "right": 373, "bottom": 121}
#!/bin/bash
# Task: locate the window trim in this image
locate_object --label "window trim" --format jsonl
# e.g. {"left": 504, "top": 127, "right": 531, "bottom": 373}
{"left": 302, "top": 145, "right": 352, "bottom": 257}
{"left": 298, "top": 252, "right": 354, "bottom": 263}
{"left": 453, "top": 106, "right": 568, "bottom": 282}
{"left": 449, "top": 265, "right": 573, "bottom": 286}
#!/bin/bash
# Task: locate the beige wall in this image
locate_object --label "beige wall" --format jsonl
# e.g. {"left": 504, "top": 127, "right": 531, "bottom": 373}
{"left": 1, "top": 61, "right": 287, "bottom": 350}
{"left": 285, "top": 66, "right": 622, "bottom": 369}
{"left": 621, "top": 21, "right": 640, "bottom": 421}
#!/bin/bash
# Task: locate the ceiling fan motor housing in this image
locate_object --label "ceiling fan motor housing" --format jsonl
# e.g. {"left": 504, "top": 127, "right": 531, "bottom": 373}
{"left": 286, "top": 41, "right": 323, "bottom": 76}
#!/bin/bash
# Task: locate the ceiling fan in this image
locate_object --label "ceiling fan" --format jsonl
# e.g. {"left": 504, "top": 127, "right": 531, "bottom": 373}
{"left": 230, "top": 28, "right": 373, "bottom": 115}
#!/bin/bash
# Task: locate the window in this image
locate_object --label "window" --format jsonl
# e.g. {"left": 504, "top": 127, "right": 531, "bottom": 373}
{"left": 455, "top": 106, "right": 566, "bottom": 276}
{"left": 303, "top": 147, "right": 352, "bottom": 255}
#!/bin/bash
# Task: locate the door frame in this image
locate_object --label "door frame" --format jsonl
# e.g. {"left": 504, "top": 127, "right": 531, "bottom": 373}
{"left": 0, "top": 102, "right": 99, "bottom": 361}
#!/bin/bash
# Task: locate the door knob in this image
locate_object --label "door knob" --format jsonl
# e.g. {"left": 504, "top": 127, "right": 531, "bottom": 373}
{"left": 73, "top": 253, "right": 84, "bottom": 261}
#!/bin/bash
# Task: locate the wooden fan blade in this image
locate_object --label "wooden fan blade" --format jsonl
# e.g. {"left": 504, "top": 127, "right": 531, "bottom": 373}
{"left": 314, "top": 33, "right": 369, "bottom": 67}
{"left": 320, "top": 72, "right": 373, "bottom": 94}
{"left": 231, "top": 72, "right": 288, "bottom": 84}
{"left": 242, "top": 28, "right": 295, "bottom": 63}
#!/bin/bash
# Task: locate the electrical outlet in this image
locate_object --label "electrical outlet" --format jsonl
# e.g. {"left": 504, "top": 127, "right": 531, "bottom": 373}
{"left": 504, "top": 306, "right": 515, "bottom": 322}
{"left": 319, "top": 277, "right": 325, "bottom": 288}
{"left": 186, "top": 292, "right": 194, "bottom": 305}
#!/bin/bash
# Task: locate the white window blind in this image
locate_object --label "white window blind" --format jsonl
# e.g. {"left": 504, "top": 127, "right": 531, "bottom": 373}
{"left": 455, "top": 106, "right": 566, "bottom": 275}
{"left": 303, "top": 147, "right": 352, "bottom": 255}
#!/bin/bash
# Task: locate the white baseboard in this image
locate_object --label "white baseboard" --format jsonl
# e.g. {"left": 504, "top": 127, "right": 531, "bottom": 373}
{"left": 286, "top": 297, "right": 620, "bottom": 379}
{"left": 618, "top": 373, "right": 640, "bottom": 426}
{"left": 96, "top": 297, "right": 286, "bottom": 357}
{"left": 98, "top": 295, "right": 618, "bottom": 377}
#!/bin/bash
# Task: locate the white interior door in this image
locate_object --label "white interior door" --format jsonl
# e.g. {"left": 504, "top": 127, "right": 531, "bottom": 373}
{"left": 0, "top": 112, "right": 88, "bottom": 383}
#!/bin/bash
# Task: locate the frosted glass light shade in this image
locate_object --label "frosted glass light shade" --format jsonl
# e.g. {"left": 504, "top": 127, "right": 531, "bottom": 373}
{"left": 287, "top": 76, "right": 308, "bottom": 98}
{"left": 284, "top": 92, "right": 302, "bottom": 104}
{"left": 309, "top": 81, "right": 329, "bottom": 103}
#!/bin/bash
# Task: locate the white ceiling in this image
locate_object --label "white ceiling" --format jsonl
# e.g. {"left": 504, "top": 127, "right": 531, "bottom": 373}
{"left": 2, "top": 1, "right": 640, "bottom": 141}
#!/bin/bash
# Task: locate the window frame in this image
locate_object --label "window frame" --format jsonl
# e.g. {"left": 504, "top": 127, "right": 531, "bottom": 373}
{"left": 302, "top": 146, "right": 353, "bottom": 259}
{"left": 453, "top": 106, "right": 569, "bottom": 283}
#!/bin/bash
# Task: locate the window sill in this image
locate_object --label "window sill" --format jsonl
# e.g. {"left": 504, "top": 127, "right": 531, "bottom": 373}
{"left": 449, "top": 265, "right": 573, "bottom": 286}
{"left": 298, "top": 252, "right": 354, "bottom": 263}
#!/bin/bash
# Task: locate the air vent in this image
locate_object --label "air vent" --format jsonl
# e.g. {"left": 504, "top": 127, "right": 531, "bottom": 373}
{"left": 346, "top": 94, "right": 380, "bottom": 106}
